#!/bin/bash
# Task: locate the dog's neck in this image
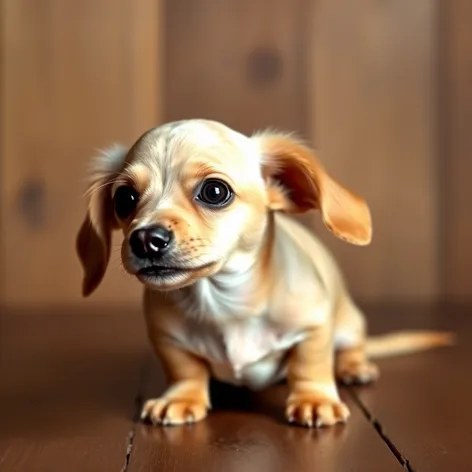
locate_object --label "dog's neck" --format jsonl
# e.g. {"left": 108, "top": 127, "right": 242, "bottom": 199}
{"left": 176, "top": 214, "right": 276, "bottom": 322}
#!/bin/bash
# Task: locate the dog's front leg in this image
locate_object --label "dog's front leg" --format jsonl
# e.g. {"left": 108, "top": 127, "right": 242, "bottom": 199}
{"left": 141, "top": 339, "right": 210, "bottom": 426}
{"left": 286, "top": 324, "right": 350, "bottom": 428}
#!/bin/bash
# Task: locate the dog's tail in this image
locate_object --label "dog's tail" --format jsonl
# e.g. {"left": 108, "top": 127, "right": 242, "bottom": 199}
{"left": 365, "top": 331, "right": 456, "bottom": 359}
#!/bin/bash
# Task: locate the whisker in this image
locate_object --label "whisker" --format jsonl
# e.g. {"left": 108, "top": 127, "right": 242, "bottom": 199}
{"left": 83, "top": 178, "right": 128, "bottom": 198}
{"left": 111, "top": 256, "right": 125, "bottom": 268}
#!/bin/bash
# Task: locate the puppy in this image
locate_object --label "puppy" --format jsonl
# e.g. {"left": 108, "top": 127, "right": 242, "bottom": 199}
{"left": 77, "top": 119, "right": 453, "bottom": 428}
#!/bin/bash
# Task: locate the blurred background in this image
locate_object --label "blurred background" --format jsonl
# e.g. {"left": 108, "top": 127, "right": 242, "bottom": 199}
{"left": 0, "top": 0, "right": 470, "bottom": 310}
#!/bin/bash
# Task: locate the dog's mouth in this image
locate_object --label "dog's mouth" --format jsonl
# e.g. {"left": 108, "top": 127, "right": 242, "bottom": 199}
{"left": 137, "top": 261, "right": 217, "bottom": 279}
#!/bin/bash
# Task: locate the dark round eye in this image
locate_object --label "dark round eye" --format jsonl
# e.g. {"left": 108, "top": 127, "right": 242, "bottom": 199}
{"left": 196, "top": 179, "right": 233, "bottom": 207}
{"left": 113, "top": 185, "right": 139, "bottom": 219}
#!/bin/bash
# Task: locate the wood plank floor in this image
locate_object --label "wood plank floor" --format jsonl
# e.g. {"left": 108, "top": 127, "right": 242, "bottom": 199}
{"left": 0, "top": 304, "right": 468, "bottom": 471}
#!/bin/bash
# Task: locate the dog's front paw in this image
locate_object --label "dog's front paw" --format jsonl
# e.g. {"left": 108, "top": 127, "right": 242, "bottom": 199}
{"left": 141, "top": 397, "right": 208, "bottom": 426}
{"left": 286, "top": 396, "right": 350, "bottom": 428}
{"left": 336, "top": 361, "right": 379, "bottom": 385}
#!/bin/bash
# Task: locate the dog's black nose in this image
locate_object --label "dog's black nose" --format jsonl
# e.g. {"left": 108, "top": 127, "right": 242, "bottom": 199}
{"left": 129, "top": 225, "right": 174, "bottom": 259}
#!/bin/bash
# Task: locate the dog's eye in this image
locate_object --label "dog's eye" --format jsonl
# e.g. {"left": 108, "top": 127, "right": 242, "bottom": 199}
{"left": 113, "top": 185, "right": 139, "bottom": 219}
{"left": 196, "top": 179, "right": 233, "bottom": 207}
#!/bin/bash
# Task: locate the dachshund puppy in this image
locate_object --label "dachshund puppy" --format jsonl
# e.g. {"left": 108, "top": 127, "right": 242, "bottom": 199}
{"left": 77, "top": 119, "right": 452, "bottom": 427}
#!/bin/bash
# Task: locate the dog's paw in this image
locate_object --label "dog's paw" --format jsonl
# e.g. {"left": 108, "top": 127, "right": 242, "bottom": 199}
{"left": 286, "top": 397, "right": 350, "bottom": 428}
{"left": 141, "top": 397, "right": 208, "bottom": 426}
{"left": 336, "top": 361, "right": 379, "bottom": 385}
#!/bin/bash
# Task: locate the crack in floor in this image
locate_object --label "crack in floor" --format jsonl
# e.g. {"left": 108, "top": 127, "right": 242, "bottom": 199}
{"left": 120, "top": 356, "right": 150, "bottom": 472}
{"left": 346, "top": 388, "right": 415, "bottom": 471}
{"left": 121, "top": 427, "right": 137, "bottom": 472}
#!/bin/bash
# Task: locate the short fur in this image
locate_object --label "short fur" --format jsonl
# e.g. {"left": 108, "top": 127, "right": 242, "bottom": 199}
{"left": 77, "top": 119, "right": 454, "bottom": 428}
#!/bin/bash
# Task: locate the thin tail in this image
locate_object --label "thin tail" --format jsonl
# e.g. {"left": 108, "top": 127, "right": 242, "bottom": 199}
{"left": 366, "top": 331, "right": 456, "bottom": 359}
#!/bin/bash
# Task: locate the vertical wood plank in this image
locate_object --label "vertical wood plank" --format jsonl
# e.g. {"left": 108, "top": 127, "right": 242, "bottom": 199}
{"left": 441, "top": 0, "right": 472, "bottom": 298}
{"left": 310, "top": 0, "right": 439, "bottom": 300}
{"left": 164, "top": 0, "right": 312, "bottom": 136}
{"left": 0, "top": 0, "right": 161, "bottom": 307}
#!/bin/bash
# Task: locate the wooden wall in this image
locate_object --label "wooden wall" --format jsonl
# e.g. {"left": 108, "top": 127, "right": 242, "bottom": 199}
{"left": 0, "top": 0, "right": 470, "bottom": 308}
{"left": 0, "top": 0, "right": 161, "bottom": 307}
{"left": 312, "top": 0, "right": 439, "bottom": 300}
{"left": 441, "top": 0, "right": 472, "bottom": 299}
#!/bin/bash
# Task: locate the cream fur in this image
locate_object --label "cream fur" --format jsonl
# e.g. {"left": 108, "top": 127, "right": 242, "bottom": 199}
{"left": 77, "top": 119, "right": 454, "bottom": 428}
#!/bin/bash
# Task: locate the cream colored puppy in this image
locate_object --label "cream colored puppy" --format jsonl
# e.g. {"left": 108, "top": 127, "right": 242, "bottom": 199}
{"left": 77, "top": 119, "right": 452, "bottom": 428}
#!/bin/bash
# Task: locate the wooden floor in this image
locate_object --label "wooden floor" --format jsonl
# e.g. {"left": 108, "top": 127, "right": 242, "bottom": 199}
{"left": 1, "top": 303, "right": 470, "bottom": 472}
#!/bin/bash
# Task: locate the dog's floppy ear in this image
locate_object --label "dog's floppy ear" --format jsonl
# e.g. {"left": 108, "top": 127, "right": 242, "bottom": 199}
{"left": 76, "top": 145, "right": 128, "bottom": 296}
{"left": 254, "top": 132, "right": 372, "bottom": 245}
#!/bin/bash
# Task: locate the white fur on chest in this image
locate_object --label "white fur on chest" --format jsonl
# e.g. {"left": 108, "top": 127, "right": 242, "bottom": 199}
{"left": 222, "top": 317, "right": 306, "bottom": 373}
{"left": 173, "top": 314, "right": 307, "bottom": 389}
{"left": 171, "top": 247, "right": 325, "bottom": 389}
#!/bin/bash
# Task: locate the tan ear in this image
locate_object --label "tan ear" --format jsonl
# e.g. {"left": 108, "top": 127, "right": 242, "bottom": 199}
{"left": 76, "top": 145, "right": 127, "bottom": 296}
{"left": 76, "top": 190, "right": 114, "bottom": 297}
{"left": 254, "top": 132, "right": 372, "bottom": 245}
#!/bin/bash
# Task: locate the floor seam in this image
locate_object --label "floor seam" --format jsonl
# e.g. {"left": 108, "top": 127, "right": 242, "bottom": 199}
{"left": 346, "top": 387, "right": 416, "bottom": 472}
{"left": 120, "top": 354, "right": 150, "bottom": 472}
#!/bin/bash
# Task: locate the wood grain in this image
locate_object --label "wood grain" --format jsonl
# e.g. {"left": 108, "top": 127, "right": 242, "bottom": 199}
{"left": 164, "top": 0, "right": 312, "bottom": 136}
{"left": 354, "top": 303, "right": 472, "bottom": 471}
{"left": 0, "top": 0, "right": 161, "bottom": 308}
{"left": 441, "top": 1, "right": 472, "bottom": 298}
{"left": 2, "top": 0, "right": 470, "bottom": 306}
{"left": 310, "top": 0, "right": 439, "bottom": 300}
{"left": 0, "top": 309, "right": 148, "bottom": 472}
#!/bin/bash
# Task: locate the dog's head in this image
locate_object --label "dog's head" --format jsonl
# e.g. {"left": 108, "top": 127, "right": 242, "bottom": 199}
{"left": 77, "top": 120, "right": 372, "bottom": 296}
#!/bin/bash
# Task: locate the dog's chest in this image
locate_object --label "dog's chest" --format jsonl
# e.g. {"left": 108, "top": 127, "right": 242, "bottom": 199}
{"left": 182, "top": 317, "right": 307, "bottom": 388}
{"left": 173, "top": 263, "right": 322, "bottom": 388}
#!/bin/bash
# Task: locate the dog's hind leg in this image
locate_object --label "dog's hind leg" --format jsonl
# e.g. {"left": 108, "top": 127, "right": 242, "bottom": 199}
{"left": 333, "top": 297, "right": 379, "bottom": 385}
